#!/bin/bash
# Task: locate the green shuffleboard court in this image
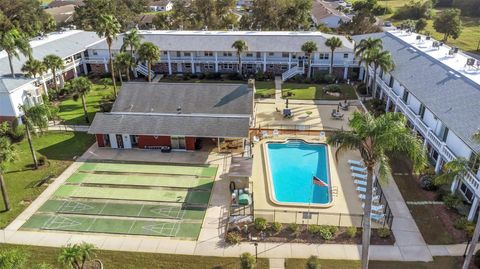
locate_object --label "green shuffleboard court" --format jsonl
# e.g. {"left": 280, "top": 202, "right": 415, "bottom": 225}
{"left": 21, "top": 161, "right": 218, "bottom": 239}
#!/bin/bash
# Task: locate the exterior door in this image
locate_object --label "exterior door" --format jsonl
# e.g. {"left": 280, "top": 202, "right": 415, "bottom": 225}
{"left": 171, "top": 136, "right": 186, "bottom": 150}
{"left": 116, "top": 134, "right": 124, "bottom": 149}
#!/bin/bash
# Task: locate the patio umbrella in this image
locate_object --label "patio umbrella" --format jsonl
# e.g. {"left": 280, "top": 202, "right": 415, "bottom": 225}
{"left": 286, "top": 98, "right": 289, "bottom": 109}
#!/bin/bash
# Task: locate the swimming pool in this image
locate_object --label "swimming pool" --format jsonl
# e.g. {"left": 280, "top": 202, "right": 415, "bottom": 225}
{"left": 265, "top": 140, "right": 332, "bottom": 206}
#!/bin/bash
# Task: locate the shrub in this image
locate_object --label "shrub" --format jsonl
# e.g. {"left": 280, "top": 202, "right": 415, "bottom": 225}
{"left": 326, "top": 85, "right": 341, "bottom": 93}
{"left": 318, "top": 226, "right": 334, "bottom": 240}
{"left": 346, "top": 226, "right": 357, "bottom": 238}
{"left": 323, "top": 74, "right": 336, "bottom": 84}
{"left": 226, "top": 232, "right": 241, "bottom": 244}
{"left": 38, "top": 156, "right": 47, "bottom": 166}
{"left": 307, "top": 225, "right": 320, "bottom": 234}
{"left": 465, "top": 224, "right": 475, "bottom": 237}
{"left": 453, "top": 217, "right": 470, "bottom": 230}
{"left": 240, "top": 252, "right": 256, "bottom": 269}
{"left": 306, "top": 255, "right": 321, "bottom": 269}
{"left": 377, "top": 228, "right": 391, "bottom": 238}
{"left": 227, "top": 72, "right": 244, "bottom": 81}
{"left": 7, "top": 120, "right": 25, "bottom": 143}
{"left": 197, "top": 73, "right": 205, "bottom": 80}
{"left": 419, "top": 175, "right": 437, "bottom": 191}
{"left": 254, "top": 218, "right": 268, "bottom": 231}
{"left": 205, "top": 72, "right": 222, "bottom": 80}
{"left": 271, "top": 222, "right": 282, "bottom": 233}
{"left": 288, "top": 223, "right": 299, "bottom": 233}
{"left": 443, "top": 194, "right": 463, "bottom": 209}
{"left": 328, "top": 225, "right": 338, "bottom": 235}
{"left": 357, "top": 82, "right": 367, "bottom": 95}
{"left": 475, "top": 249, "right": 480, "bottom": 268}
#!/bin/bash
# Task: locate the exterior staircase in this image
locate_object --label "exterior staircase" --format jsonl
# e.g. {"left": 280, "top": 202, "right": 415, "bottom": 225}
{"left": 281, "top": 66, "right": 304, "bottom": 82}
{"left": 135, "top": 63, "right": 156, "bottom": 81}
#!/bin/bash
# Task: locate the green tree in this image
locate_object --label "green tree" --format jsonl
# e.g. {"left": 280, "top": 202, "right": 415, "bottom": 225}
{"left": 0, "top": 249, "right": 27, "bottom": 269}
{"left": 58, "top": 243, "right": 96, "bottom": 269}
{"left": 70, "top": 77, "right": 93, "bottom": 124}
{"left": 239, "top": 252, "right": 256, "bottom": 269}
{"left": 0, "top": 136, "right": 16, "bottom": 211}
{"left": 121, "top": 28, "right": 142, "bottom": 56}
{"left": 327, "top": 112, "right": 427, "bottom": 269}
{"left": 0, "top": 0, "right": 53, "bottom": 37}
{"left": 137, "top": 42, "right": 160, "bottom": 82}
{"left": 433, "top": 8, "right": 463, "bottom": 41}
{"left": 301, "top": 41, "right": 318, "bottom": 78}
{"left": 19, "top": 104, "right": 51, "bottom": 169}
{"left": 43, "top": 54, "right": 65, "bottom": 92}
{"left": 95, "top": 14, "right": 121, "bottom": 96}
{"left": 325, "top": 37, "right": 343, "bottom": 75}
{"left": 21, "top": 58, "right": 46, "bottom": 78}
{"left": 0, "top": 28, "right": 32, "bottom": 78}
{"left": 415, "top": 18, "right": 428, "bottom": 33}
{"left": 232, "top": 40, "right": 248, "bottom": 74}
{"left": 354, "top": 37, "right": 383, "bottom": 93}
{"left": 114, "top": 52, "right": 135, "bottom": 82}
{"left": 364, "top": 48, "right": 395, "bottom": 97}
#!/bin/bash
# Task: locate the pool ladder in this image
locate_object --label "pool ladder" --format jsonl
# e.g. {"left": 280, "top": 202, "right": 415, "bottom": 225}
{"left": 331, "top": 186, "right": 339, "bottom": 197}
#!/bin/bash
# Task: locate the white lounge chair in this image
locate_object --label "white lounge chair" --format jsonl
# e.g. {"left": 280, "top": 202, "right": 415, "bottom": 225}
{"left": 362, "top": 203, "right": 385, "bottom": 212}
{"left": 356, "top": 186, "right": 366, "bottom": 192}
{"left": 253, "top": 136, "right": 260, "bottom": 143}
{"left": 358, "top": 194, "right": 380, "bottom": 201}
{"left": 348, "top": 160, "right": 364, "bottom": 167}
{"left": 371, "top": 213, "right": 385, "bottom": 222}
{"left": 261, "top": 131, "right": 269, "bottom": 139}
{"left": 352, "top": 173, "right": 367, "bottom": 180}
{"left": 273, "top": 129, "right": 280, "bottom": 137}
{"left": 354, "top": 179, "right": 367, "bottom": 186}
{"left": 351, "top": 166, "right": 367, "bottom": 173}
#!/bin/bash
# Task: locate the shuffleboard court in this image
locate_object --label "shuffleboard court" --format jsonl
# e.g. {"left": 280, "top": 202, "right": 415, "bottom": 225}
{"left": 21, "top": 161, "right": 218, "bottom": 239}
{"left": 66, "top": 172, "right": 214, "bottom": 189}
{"left": 38, "top": 200, "right": 206, "bottom": 220}
{"left": 54, "top": 185, "right": 211, "bottom": 204}
{"left": 79, "top": 162, "right": 218, "bottom": 177}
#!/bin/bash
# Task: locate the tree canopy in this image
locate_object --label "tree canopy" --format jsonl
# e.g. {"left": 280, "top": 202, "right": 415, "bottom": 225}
{"left": 434, "top": 8, "right": 463, "bottom": 41}
{"left": 0, "top": 0, "right": 55, "bottom": 37}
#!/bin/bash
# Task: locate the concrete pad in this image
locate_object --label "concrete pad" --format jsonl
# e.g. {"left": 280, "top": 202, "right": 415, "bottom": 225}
{"left": 137, "top": 238, "right": 161, "bottom": 253}
{"left": 290, "top": 244, "right": 318, "bottom": 258}
{"left": 342, "top": 245, "right": 362, "bottom": 260}
{"left": 101, "top": 236, "right": 126, "bottom": 251}
{"left": 399, "top": 246, "right": 433, "bottom": 262}
{"left": 392, "top": 230, "right": 426, "bottom": 247}
{"left": 155, "top": 239, "right": 178, "bottom": 254}
{"left": 120, "top": 237, "right": 142, "bottom": 251}
{"left": 6, "top": 231, "right": 46, "bottom": 246}
{"left": 370, "top": 245, "right": 403, "bottom": 261}
{"left": 428, "top": 245, "right": 451, "bottom": 256}
{"left": 392, "top": 217, "right": 420, "bottom": 232}
{"left": 261, "top": 243, "right": 292, "bottom": 258}
{"left": 197, "top": 228, "right": 221, "bottom": 242}
{"left": 194, "top": 241, "right": 225, "bottom": 257}
{"left": 315, "top": 244, "right": 350, "bottom": 260}
{"left": 68, "top": 234, "right": 106, "bottom": 247}
{"left": 270, "top": 258, "right": 285, "bottom": 269}
{"left": 175, "top": 241, "right": 197, "bottom": 255}
{"left": 38, "top": 233, "right": 71, "bottom": 247}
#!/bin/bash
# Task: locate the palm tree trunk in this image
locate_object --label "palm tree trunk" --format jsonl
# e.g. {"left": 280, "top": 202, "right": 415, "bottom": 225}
{"left": 53, "top": 69, "right": 59, "bottom": 92}
{"left": 237, "top": 53, "right": 241, "bottom": 74}
{"left": 24, "top": 121, "right": 38, "bottom": 169}
{"left": 8, "top": 54, "right": 15, "bottom": 78}
{"left": 108, "top": 45, "right": 117, "bottom": 96}
{"left": 463, "top": 216, "right": 480, "bottom": 269}
{"left": 361, "top": 165, "right": 374, "bottom": 269}
{"left": 118, "top": 69, "right": 123, "bottom": 84}
{"left": 148, "top": 62, "right": 152, "bottom": 82}
{"left": 81, "top": 95, "right": 89, "bottom": 124}
{"left": 372, "top": 66, "right": 378, "bottom": 98}
{"left": 330, "top": 49, "right": 334, "bottom": 75}
{"left": 0, "top": 173, "right": 10, "bottom": 211}
{"left": 126, "top": 67, "right": 130, "bottom": 81}
{"left": 307, "top": 57, "right": 312, "bottom": 79}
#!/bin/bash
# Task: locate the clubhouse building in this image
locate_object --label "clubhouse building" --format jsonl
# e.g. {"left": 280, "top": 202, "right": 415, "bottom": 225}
{"left": 88, "top": 81, "right": 254, "bottom": 151}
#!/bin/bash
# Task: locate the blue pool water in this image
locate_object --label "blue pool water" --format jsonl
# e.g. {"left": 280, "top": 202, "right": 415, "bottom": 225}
{"left": 266, "top": 140, "right": 331, "bottom": 205}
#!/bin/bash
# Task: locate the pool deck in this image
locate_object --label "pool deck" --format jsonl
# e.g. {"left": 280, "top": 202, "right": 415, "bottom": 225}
{"left": 252, "top": 135, "right": 366, "bottom": 227}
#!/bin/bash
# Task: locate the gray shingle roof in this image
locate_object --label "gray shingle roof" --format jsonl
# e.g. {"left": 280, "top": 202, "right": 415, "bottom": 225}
{"left": 88, "top": 113, "right": 250, "bottom": 138}
{"left": 87, "top": 31, "right": 354, "bottom": 53}
{"left": 112, "top": 82, "right": 253, "bottom": 115}
{"left": 352, "top": 32, "right": 480, "bottom": 153}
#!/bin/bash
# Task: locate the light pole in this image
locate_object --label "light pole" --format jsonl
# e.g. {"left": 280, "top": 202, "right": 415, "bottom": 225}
{"left": 254, "top": 242, "right": 258, "bottom": 263}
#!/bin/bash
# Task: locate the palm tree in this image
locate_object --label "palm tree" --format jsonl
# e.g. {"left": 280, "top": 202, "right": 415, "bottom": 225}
{"left": 137, "top": 42, "right": 160, "bottom": 82}
{"left": 301, "top": 41, "right": 317, "bottom": 79}
{"left": 0, "top": 28, "right": 32, "bottom": 78}
{"left": 70, "top": 77, "right": 93, "bottom": 124}
{"left": 365, "top": 48, "right": 395, "bottom": 98}
{"left": 114, "top": 52, "right": 135, "bottom": 82}
{"left": 355, "top": 38, "right": 383, "bottom": 88}
{"left": 232, "top": 40, "right": 248, "bottom": 75}
{"left": 58, "top": 243, "right": 96, "bottom": 269}
{"left": 21, "top": 58, "right": 46, "bottom": 78}
{"left": 95, "top": 15, "right": 121, "bottom": 96}
{"left": 327, "top": 112, "right": 427, "bottom": 269}
{"left": 325, "top": 37, "right": 343, "bottom": 75}
{"left": 121, "top": 28, "right": 142, "bottom": 56}
{"left": 0, "top": 136, "right": 16, "bottom": 211}
{"left": 43, "top": 54, "right": 65, "bottom": 92}
{"left": 19, "top": 104, "right": 50, "bottom": 170}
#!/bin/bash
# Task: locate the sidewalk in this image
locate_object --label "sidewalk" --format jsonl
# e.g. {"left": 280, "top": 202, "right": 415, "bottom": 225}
{"left": 47, "top": 123, "right": 89, "bottom": 132}
{"left": 256, "top": 98, "right": 361, "bottom": 106}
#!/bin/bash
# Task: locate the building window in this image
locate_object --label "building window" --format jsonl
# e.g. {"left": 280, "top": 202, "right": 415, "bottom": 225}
{"left": 281, "top": 65, "right": 288, "bottom": 70}
{"left": 460, "top": 182, "right": 474, "bottom": 202}
{"left": 469, "top": 152, "right": 480, "bottom": 174}
{"left": 205, "top": 63, "right": 214, "bottom": 69}
{"left": 176, "top": 51, "right": 181, "bottom": 57}
{"left": 256, "top": 52, "right": 261, "bottom": 58}
{"left": 282, "top": 52, "right": 289, "bottom": 58}
{"left": 184, "top": 52, "right": 191, "bottom": 57}
{"left": 222, "top": 63, "right": 233, "bottom": 69}
{"left": 185, "top": 63, "right": 191, "bottom": 68}
{"left": 204, "top": 51, "right": 213, "bottom": 57}
{"left": 246, "top": 64, "right": 254, "bottom": 69}
{"left": 163, "top": 51, "right": 168, "bottom": 56}
{"left": 402, "top": 90, "right": 409, "bottom": 103}
{"left": 268, "top": 52, "right": 274, "bottom": 56}
{"left": 419, "top": 104, "right": 426, "bottom": 119}
{"left": 440, "top": 126, "right": 449, "bottom": 142}
{"left": 343, "top": 53, "right": 348, "bottom": 58}
{"left": 223, "top": 52, "right": 232, "bottom": 57}
{"left": 319, "top": 53, "right": 329, "bottom": 60}
{"left": 92, "top": 51, "right": 98, "bottom": 56}
{"left": 246, "top": 53, "right": 253, "bottom": 57}
{"left": 389, "top": 76, "right": 394, "bottom": 87}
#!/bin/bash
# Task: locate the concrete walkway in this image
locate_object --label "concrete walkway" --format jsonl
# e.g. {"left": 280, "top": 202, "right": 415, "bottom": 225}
{"left": 256, "top": 98, "right": 361, "bottom": 106}
{"left": 47, "top": 123, "right": 89, "bottom": 132}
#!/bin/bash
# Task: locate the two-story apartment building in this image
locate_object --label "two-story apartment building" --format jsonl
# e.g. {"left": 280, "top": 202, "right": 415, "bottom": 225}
{"left": 353, "top": 31, "right": 480, "bottom": 220}
{"left": 85, "top": 30, "right": 358, "bottom": 81}
{"left": 0, "top": 30, "right": 103, "bottom": 122}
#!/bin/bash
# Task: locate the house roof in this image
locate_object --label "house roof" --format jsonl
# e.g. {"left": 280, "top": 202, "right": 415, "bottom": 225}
{"left": 352, "top": 32, "right": 480, "bottom": 153}
{"left": 111, "top": 82, "right": 253, "bottom": 115}
{"left": 45, "top": 5, "right": 76, "bottom": 24}
{"left": 88, "top": 113, "right": 250, "bottom": 138}
{"left": 0, "top": 30, "right": 103, "bottom": 92}
{"left": 311, "top": 1, "right": 350, "bottom": 22}
{"left": 47, "top": 0, "right": 84, "bottom": 8}
{"left": 87, "top": 30, "right": 354, "bottom": 53}
{"left": 149, "top": 0, "right": 171, "bottom": 6}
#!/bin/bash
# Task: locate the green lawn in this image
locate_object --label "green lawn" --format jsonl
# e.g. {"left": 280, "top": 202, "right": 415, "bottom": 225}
{"left": 57, "top": 83, "right": 115, "bottom": 125}
{"left": 286, "top": 257, "right": 463, "bottom": 269}
{"left": 255, "top": 82, "right": 357, "bottom": 100}
{"left": 0, "top": 132, "right": 95, "bottom": 228}
{"left": 0, "top": 243, "right": 270, "bottom": 269}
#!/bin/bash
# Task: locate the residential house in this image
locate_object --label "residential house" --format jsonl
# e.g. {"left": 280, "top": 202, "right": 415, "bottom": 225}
{"left": 47, "top": 0, "right": 84, "bottom": 8}
{"left": 88, "top": 81, "right": 254, "bottom": 150}
{"left": 45, "top": 4, "right": 76, "bottom": 26}
{"left": 352, "top": 31, "right": 480, "bottom": 220}
{"left": 148, "top": 0, "right": 173, "bottom": 12}
{"left": 311, "top": 0, "right": 351, "bottom": 28}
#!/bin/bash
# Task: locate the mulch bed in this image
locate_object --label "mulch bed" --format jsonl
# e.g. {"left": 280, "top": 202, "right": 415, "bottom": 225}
{"left": 229, "top": 223, "right": 395, "bottom": 245}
